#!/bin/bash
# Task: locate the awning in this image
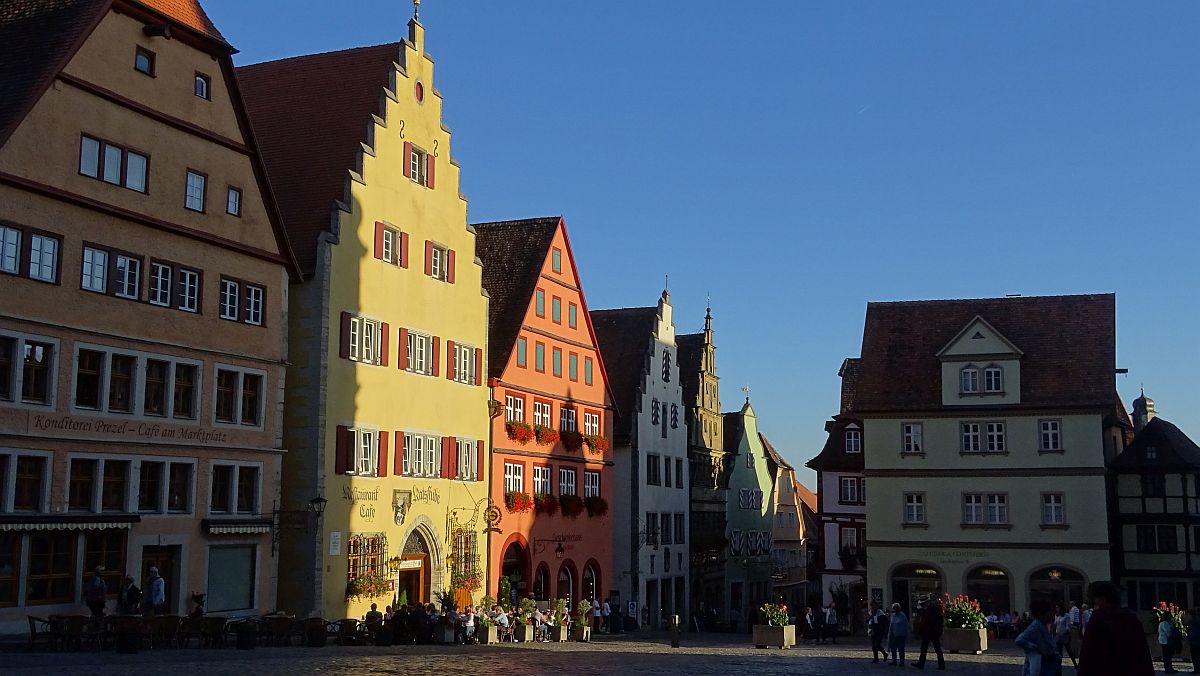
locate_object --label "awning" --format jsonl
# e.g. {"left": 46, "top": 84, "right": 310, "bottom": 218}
{"left": 202, "top": 518, "right": 272, "bottom": 535}
{"left": 0, "top": 514, "right": 140, "bottom": 531}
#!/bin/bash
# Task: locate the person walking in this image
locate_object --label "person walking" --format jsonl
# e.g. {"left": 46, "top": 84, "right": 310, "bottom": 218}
{"left": 868, "top": 601, "right": 889, "bottom": 663}
{"left": 1055, "top": 603, "right": 1078, "bottom": 670}
{"left": 1015, "top": 600, "right": 1060, "bottom": 676}
{"left": 912, "top": 596, "right": 946, "bottom": 670}
{"left": 84, "top": 567, "right": 107, "bottom": 620}
{"left": 822, "top": 602, "right": 838, "bottom": 644}
{"left": 146, "top": 566, "right": 165, "bottom": 616}
{"left": 1077, "top": 581, "right": 1153, "bottom": 676}
{"left": 601, "top": 598, "right": 611, "bottom": 634}
{"left": 888, "top": 603, "right": 910, "bottom": 666}
{"left": 1158, "top": 612, "right": 1180, "bottom": 674}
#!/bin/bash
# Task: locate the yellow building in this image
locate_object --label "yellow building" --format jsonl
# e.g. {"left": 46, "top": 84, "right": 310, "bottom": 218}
{"left": 239, "top": 14, "right": 491, "bottom": 618}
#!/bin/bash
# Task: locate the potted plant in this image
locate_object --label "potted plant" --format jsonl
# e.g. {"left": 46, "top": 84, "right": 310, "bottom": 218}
{"left": 534, "top": 424, "right": 559, "bottom": 446}
{"left": 583, "top": 434, "right": 609, "bottom": 455}
{"left": 504, "top": 491, "right": 534, "bottom": 513}
{"left": 752, "top": 602, "right": 795, "bottom": 649}
{"left": 838, "top": 546, "right": 861, "bottom": 570}
{"left": 476, "top": 595, "right": 500, "bottom": 644}
{"left": 942, "top": 594, "right": 988, "bottom": 654}
{"left": 561, "top": 430, "right": 583, "bottom": 452}
{"left": 498, "top": 577, "right": 512, "bottom": 610}
{"left": 559, "top": 494, "right": 585, "bottom": 518}
{"left": 584, "top": 496, "right": 608, "bottom": 517}
{"left": 572, "top": 599, "right": 593, "bottom": 642}
{"left": 433, "top": 589, "right": 457, "bottom": 644}
{"left": 534, "top": 493, "right": 560, "bottom": 516}
{"left": 549, "top": 598, "right": 570, "bottom": 642}
{"left": 514, "top": 597, "right": 537, "bottom": 642}
{"left": 506, "top": 421, "right": 534, "bottom": 445}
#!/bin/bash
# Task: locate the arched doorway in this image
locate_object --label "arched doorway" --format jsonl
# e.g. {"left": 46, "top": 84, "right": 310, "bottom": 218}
{"left": 1029, "top": 566, "right": 1086, "bottom": 608}
{"left": 501, "top": 541, "right": 529, "bottom": 607}
{"left": 398, "top": 529, "right": 432, "bottom": 605}
{"left": 966, "top": 565, "right": 1011, "bottom": 615}
{"left": 557, "top": 562, "right": 575, "bottom": 608}
{"left": 533, "top": 564, "right": 550, "bottom": 602}
{"left": 582, "top": 562, "right": 599, "bottom": 602}
{"left": 890, "top": 563, "right": 944, "bottom": 614}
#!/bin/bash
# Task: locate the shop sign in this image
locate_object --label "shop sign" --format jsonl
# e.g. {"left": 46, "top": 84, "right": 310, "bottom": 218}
{"left": 26, "top": 413, "right": 231, "bottom": 445}
{"left": 329, "top": 531, "right": 342, "bottom": 556}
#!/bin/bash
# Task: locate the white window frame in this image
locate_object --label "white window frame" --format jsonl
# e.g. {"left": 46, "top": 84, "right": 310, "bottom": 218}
{"left": 212, "top": 364, "right": 267, "bottom": 429}
{"left": 185, "top": 170, "right": 206, "bottom": 212}
{"left": 583, "top": 412, "right": 599, "bottom": 436}
{"left": 584, "top": 471, "right": 600, "bottom": 498}
{"left": 244, "top": 285, "right": 264, "bottom": 326}
{"left": 961, "top": 422, "right": 982, "bottom": 453}
{"left": 960, "top": 366, "right": 979, "bottom": 394}
{"left": 533, "top": 401, "right": 551, "bottom": 427}
{"left": 840, "top": 526, "right": 858, "bottom": 552}
{"left": 503, "top": 462, "right": 524, "bottom": 493}
{"left": 177, "top": 268, "right": 200, "bottom": 312}
{"left": 533, "top": 465, "right": 551, "bottom": 495}
{"left": 985, "top": 422, "right": 1006, "bottom": 452}
{"left": 984, "top": 366, "right": 1003, "bottom": 393}
{"left": 226, "top": 186, "right": 241, "bottom": 216}
{"left": 1040, "top": 419, "right": 1063, "bottom": 451}
{"left": 149, "top": 262, "right": 171, "bottom": 306}
{"left": 401, "top": 433, "right": 440, "bottom": 478}
{"left": 207, "top": 460, "right": 263, "bottom": 515}
{"left": 454, "top": 343, "right": 475, "bottom": 384}
{"left": 0, "top": 226, "right": 20, "bottom": 274}
{"left": 430, "top": 245, "right": 446, "bottom": 281}
{"left": 348, "top": 316, "right": 381, "bottom": 365}
{"left": 987, "top": 493, "right": 1008, "bottom": 524}
{"left": 351, "top": 428, "right": 378, "bottom": 476}
{"left": 839, "top": 477, "right": 859, "bottom": 504}
{"left": 1041, "top": 493, "right": 1065, "bottom": 525}
{"left": 903, "top": 493, "right": 926, "bottom": 524}
{"left": 0, "top": 330, "right": 60, "bottom": 409}
{"left": 114, "top": 255, "right": 140, "bottom": 300}
{"left": 28, "top": 234, "right": 58, "bottom": 283}
{"left": 409, "top": 145, "right": 428, "bottom": 185}
{"left": 558, "top": 467, "right": 576, "bottom": 496}
{"left": 407, "top": 331, "right": 432, "bottom": 374}
{"left": 70, "top": 345, "right": 203, "bottom": 420}
{"left": 382, "top": 227, "right": 397, "bottom": 264}
{"left": 133, "top": 456, "right": 197, "bottom": 515}
{"left": 559, "top": 407, "right": 576, "bottom": 432}
{"left": 81, "top": 247, "right": 108, "bottom": 293}
{"left": 844, "top": 428, "right": 862, "bottom": 453}
{"left": 962, "top": 493, "right": 983, "bottom": 524}
{"left": 505, "top": 395, "right": 525, "bottom": 423}
{"left": 219, "top": 279, "right": 240, "bottom": 320}
{"left": 902, "top": 422, "right": 923, "bottom": 454}
{"left": 456, "top": 438, "right": 477, "bottom": 481}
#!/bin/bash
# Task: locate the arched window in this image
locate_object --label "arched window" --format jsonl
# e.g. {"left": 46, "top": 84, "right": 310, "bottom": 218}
{"left": 582, "top": 563, "right": 599, "bottom": 602}
{"left": 960, "top": 365, "right": 980, "bottom": 393}
{"left": 533, "top": 564, "right": 550, "bottom": 601}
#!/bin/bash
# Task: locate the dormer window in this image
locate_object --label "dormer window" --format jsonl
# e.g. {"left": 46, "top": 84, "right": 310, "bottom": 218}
{"left": 845, "top": 429, "right": 862, "bottom": 454}
{"left": 984, "top": 366, "right": 1003, "bottom": 393}
{"left": 960, "top": 366, "right": 979, "bottom": 393}
{"left": 1146, "top": 446, "right": 1157, "bottom": 461}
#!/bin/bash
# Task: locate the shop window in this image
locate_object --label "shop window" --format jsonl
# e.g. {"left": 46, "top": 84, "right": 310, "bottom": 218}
{"left": 25, "top": 532, "right": 75, "bottom": 604}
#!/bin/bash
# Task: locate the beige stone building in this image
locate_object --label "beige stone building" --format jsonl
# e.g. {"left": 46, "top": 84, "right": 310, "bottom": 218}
{"left": 0, "top": 0, "right": 296, "bottom": 630}
{"left": 859, "top": 295, "right": 1124, "bottom": 616}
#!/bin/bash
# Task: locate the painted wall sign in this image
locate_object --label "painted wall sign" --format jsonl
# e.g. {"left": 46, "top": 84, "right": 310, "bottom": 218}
{"left": 410, "top": 486, "right": 441, "bottom": 504}
{"left": 397, "top": 559, "right": 423, "bottom": 570}
{"left": 25, "top": 413, "right": 231, "bottom": 444}
{"left": 342, "top": 486, "right": 379, "bottom": 503}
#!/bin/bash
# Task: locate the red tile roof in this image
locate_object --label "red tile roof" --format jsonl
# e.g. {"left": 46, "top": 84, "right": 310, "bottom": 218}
{"left": 794, "top": 480, "right": 818, "bottom": 513}
{"left": 238, "top": 43, "right": 403, "bottom": 276}
{"left": 855, "top": 293, "right": 1116, "bottom": 413}
{"left": 133, "top": 0, "right": 225, "bottom": 43}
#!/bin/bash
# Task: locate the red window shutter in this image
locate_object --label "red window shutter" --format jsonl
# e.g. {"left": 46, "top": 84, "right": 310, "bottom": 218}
{"left": 398, "top": 328, "right": 409, "bottom": 370}
{"left": 339, "top": 312, "right": 352, "bottom": 359}
{"left": 447, "top": 436, "right": 458, "bottom": 478}
{"left": 446, "top": 340, "right": 456, "bottom": 380}
{"left": 426, "top": 153, "right": 435, "bottom": 189}
{"left": 334, "top": 425, "right": 351, "bottom": 474}
{"left": 394, "top": 431, "right": 405, "bottom": 476}
{"left": 399, "top": 232, "right": 410, "bottom": 268}
{"left": 380, "top": 322, "right": 390, "bottom": 367}
{"left": 475, "top": 442, "right": 483, "bottom": 481}
{"left": 403, "top": 142, "right": 413, "bottom": 179}
{"left": 473, "top": 348, "right": 482, "bottom": 386}
{"left": 441, "top": 437, "right": 453, "bottom": 479}
{"left": 373, "top": 221, "right": 384, "bottom": 260}
{"left": 377, "top": 431, "right": 390, "bottom": 477}
{"left": 446, "top": 249, "right": 456, "bottom": 284}
{"left": 424, "top": 240, "right": 433, "bottom": 276}
{"left": 431, "top": 336, "right": 440, "bottom": 376}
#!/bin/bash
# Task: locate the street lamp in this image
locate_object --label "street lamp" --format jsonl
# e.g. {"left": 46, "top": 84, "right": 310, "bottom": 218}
{"left": 554, "top": 543, "right": 565, "bottom": 559}
{"left": 308, "top": 496, "right": 328, "bottom": 518}
{"left": 388, "top": 556, "right": 402, "bottom": 572}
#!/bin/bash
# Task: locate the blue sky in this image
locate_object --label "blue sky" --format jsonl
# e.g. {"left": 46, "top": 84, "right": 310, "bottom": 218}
{"left": 207, "top": 1, "right": 1200, "bottom": 484}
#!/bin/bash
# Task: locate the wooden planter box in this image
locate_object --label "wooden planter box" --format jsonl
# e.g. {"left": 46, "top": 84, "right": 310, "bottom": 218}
{"left": 514, "top": 624, "right": 535, "bottom": 642}
{"left": 550, "top": 625, "right": 569, "bottom": 642}
{"left": 943, "top": 628, "right": 988, "bottom": 654}
{"left": 478, "top": 625, "right": 500, "bottom": 644}
{"left": 572, "top": 625, "right": 591, "bottom": 642}
{"left": 752, "top": 624, "right": 796, "bottom": 649}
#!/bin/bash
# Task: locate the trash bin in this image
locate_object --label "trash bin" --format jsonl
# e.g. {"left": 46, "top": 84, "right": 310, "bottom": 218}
{"left": 236, "top": 625, "right": 256, "bottom": 650}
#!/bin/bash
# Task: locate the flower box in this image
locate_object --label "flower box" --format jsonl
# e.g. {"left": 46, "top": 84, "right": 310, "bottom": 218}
{"left": 504, "top": 491, "right": 534, "bottom": 513}
{"left": 559, "top": 495, "right": 584, "bottom": 518}
{"left": 478, "top": 625, "right": 501, "bottom": 644}
{"left": 534, "top": 424, "right": 559, "bottom": 445}
{"left": 505, "top": 421, "right": 534, "bottom": 445}
{"left": 572, "top": 625, "right": 591, "bottom": 642}
{"left": 752, "top": 624, "right": 795, "bottom": 649}
{"left": 514, "top": 624, "right": 535, "bottom": 642}
{"left": 584, "top": 496, "right": 608, "bottom": 517}
{"left": 583, "top": 434, "right": 608, "bottom": 454}
{"left": 534, "top": 493, "right": 559, "bottom": 515}
{"left": 561, "top": 430, "right": 583, "bottom": 452}
{"left": 943, "top": 627, "right": 987, "bottom": 654}
{"left": 549, "top": 625, "right": 569, "bottom": 642}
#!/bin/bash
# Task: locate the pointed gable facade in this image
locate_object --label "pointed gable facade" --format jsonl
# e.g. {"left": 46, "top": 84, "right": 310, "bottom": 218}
{"left": 722, "top": 401, "right": 776, "bottom": 631}
{"left": 476, "top": 216, "right": 614, "bottom": 610}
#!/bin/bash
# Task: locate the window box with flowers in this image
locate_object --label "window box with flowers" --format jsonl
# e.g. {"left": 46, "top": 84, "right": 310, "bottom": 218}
{"left": 504, "top": 491, "right": 534, "bottom": 513}
{"left": 561, "top": 430, "right": 583, "bottom": 452}
{"left": 584, "top": 496, "right": 608, "bottom": 517}
{"left": 345, "top": 571, "right": 393, "bottom": 602}
{"left": 753, "top": 602, "right": 795, "bottom": 649}
{"left": 583, "top": 434, "right": 609, "bottom": 455}
{"left": 451, "top": 567, "right": 484, "bottom": 593}
{"left": 942, "top": 593, "right": 988, "bottom": 654}
{"left": 559, "top": 494, "right": 585, "bottom": 518}
{"left": 534, "top": 424, "right": 558, "bottom": 445}
{"left": 534, "top": 493, "right": 559, "bottom": 515}
{"left": 506, "top": 421, "right": 534, "bottom": 445}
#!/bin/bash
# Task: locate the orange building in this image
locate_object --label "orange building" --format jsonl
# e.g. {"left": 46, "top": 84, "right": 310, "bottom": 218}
{"left": 474, "top": 217, "right": 614, "bottom": 609}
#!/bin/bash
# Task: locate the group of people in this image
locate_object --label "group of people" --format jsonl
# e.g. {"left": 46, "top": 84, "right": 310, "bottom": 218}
{"left": 82, "top": 566, "right": 167, "bottom": 621}
{"left": 866, "top": 596, "right": 946, "bottom": 669}
{"left": 797, "top": 603, "right": 842, "bottom": 644}
{"left": 368, "top": 601, "right": 481, "bottom": 644}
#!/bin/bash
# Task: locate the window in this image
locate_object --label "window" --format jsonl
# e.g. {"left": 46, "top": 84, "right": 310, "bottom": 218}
{"left": 987, "top": 494, "right": 1008, "bottom": 524}
{"left": 551, "top": 297, "right": 562, "bottom": 324}
{"left": 568, "top": 303, "right": 577, "bottom": 329}
{"left": 583, "top": 412, "right": 600, "bottom": 435}
{"left": 68, "top": 459, "right": 97, "bottom": 511}
{"left": 535, "top": 342, "right": 545, "bottom": 372}
{"left": 503, "top": 462, "right": 524, "bottom": 493}
{"left": 81, "top": 247, "right": 108, "bottom": 292}
{"left": 177, "top": 268, "right": 200, "bottom": 312}
{"left": 535, "top": 289, "right": 545, "bottom": 317}
{"left": 113, "top": 255, "right": 140, "bottom": 299}
{"left": 210, "top": 463, "right": 260, "bottom": 513}
{"left": 409, "top": 145, "right": 428, "bottom": 185}
{"left": 380, "top": 227, "right": 398, "bottom": 264}
{"left": 101, "top": 460, "right": 128, "bottom": 512}
{"left": 675, "top": 458, "right": 684, "bottom": 488}
{"left": 551, "top": 248, "right": 562, "bottom": 273}
{"left": 173, "top": 363, "right": 198, "bottom": 420}
{"left": 985, "top": 422, "right": 1006, "bottom": 452}
{"left": 451, "top": 531, "right": 479, "bottom": 594}
{"left": 13, "top": 456, "right": 47, "bottom": 511}
{"left": 559, "top": 406, "right": 576, "bottom": 432}
{"left": 226, "top": 186, "right": 241, "bottom": 216}
{"left": 134, "top": 47, "right": 155, "bottom": 75}
{"left": 558, "top": 468, "right": 576, "bottom": 496}
{"left": 664, "top": 457, "right": 672, "bottom": 487}
{"left": 167, "top": 463, "right": 191, "bottom": 512}
{"left": 346, "top": 533, "right": 388, "bottom": 594}
{"left": 28, "top": 234, "right": 58, "bottom": 283}
{"left": 984, "top": 366, "right": 1003, "bottom": 392}
{"left": 584, "top": 471, "right": 600, "bottom": 498}
{"left": 185, "top": 170, "right": 206, "bottom": 212}
{"left": 149, "top": 262, "right": 171, "bottom": 305}
{"left": 844, "top": 429, "right": 862, "bottom": 453}
{"left": 454, "top": 343, "right": 475, "bottom": 384}
{"left": 219, "top": 279, "right": 239, "bottom": 320}
{"left": 0, "top": 226, "right": 19, "bottom": 274}
{"left": 79, "top": 136, "right": 147, "bottom": 192}
{"left": 960, "top": 366, "right": 979, "bottom": 393}
{"left": 839, "top": 477, "right": 860, "bottom": 504}
{"left": 429, "top": 244, "right": 448, "bottom": 281}
{"left": 84, "top": 530, "right": 125, "bottom": 595}
{"left": 662, "top": 350, "right": 672, "bottom": 383}
{"left": 21, "top": 340, "right": 54, "bottom": 405}
{"left": 661, "top": 513, "right": 672, "bottom": 546}
{"left": 245, "top": 285, "right": 264, "bottom": 326}
{"left": 552, "top": 348, "right": 562, "bottom": 377}
{"left": 841, "top": 527, "right": 858, "bottom": 552}
{"left": 194, "top": 72, "right": 211, "bottom": 100}
{"left": 569, "top": 353, "right": 578, "bottom": 381}
{"left": 1137, "top": 525, "right": 1179, "bottom": 554}
{"left": 348, "top": 316, "right": 382, "bottom": 364}
{"left": 646, "top": 512, "right": 658, "bottom": 546}
{"left": 214, "top": 367, "right": 265, "bottom": 427}
{"left": 674, "top": 513, "right": 685, "bottom": 543}
{"left": 143, "top": 359, "right": 169, "bottom": 416}
{"left": 963, "top": 493, "right": 983, "bottom": 524}
{"left": 1147, "top": 446, "right": 1158, "bottom": 461}
{"left": 406, "top": 331, "right": 432, "bottom": 375}
{"left": 903, "top": 493, "right": 925, "bottom": 524}
{"left": 505, "top": 395, "right": 525, "bottom": 422}
{"left": 584, "top": 357, "right": 593, "bottom": 385}
{"left": 138, "top": 462, "right": 163, "bottom": 512}
{"left": 456, "top": 439, "right": 477, "bottom": 480}
{"left": 74, "top": 349, "right": 104, "bottom": 409}
{"left": 237, "top": 466, "right": 259, "bottom": 512}
{"left": 516, "top": 337, "right": 527, "bottom": 367}
{"left": 107, "top": 354, "right": 134, "bottom": 413}
{"left": 1041, "top": 493, "right": 1065, "bottom": 525}
{"left": 1142, "top": 474, "right": 1167, "bottom": 498}
{"left": 961, "top": 423, "right": 981, "bottom": 453}
{"left": 207, "top": 545, "right": 256, "bottom": 612}
{"left": 400, "top": 433, "right": 441, "bottom": 478}
{"left": 26, "top": 532, "right": 75, "bottom": 604}
{"left": 646, "top": 454, "right": 661, "bottom": 485}
{"left": 1040, "top": 420, "right": 1062, "bottom": 451}
{"left": 902, "top": 423, "right": 923, "bottom": 454}
{"left": 533, "top": 466, "right": 551, "bottom": 495}
{"left": 533, "top": 401, "right": 551, "bottom": 427}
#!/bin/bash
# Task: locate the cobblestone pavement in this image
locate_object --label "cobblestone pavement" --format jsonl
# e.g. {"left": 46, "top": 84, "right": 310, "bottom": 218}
{"left": 3, "top": 633, "right": 1087, "bottom": 676}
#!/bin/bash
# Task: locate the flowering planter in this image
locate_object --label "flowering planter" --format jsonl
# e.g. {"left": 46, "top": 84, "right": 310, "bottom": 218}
{"left": 943, "top": 628, "right": 988, "bottom": 654}
{"left": 752, "top": 624, "right": 795, "bottom": 649}
{"left": 478, "top": 625, "right": 500, "bottom": 644}
{"left": 514, "top": 624, "right": 535, "bottom": 642}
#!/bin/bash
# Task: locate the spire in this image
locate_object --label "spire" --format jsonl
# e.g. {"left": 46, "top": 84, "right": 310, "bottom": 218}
{"left": 413, "top": 0, "right": 421, "bottom": 19}
{"left": 1133, "top": 388, "right": 1156, "bottom": 433}
{"left": 704, "top": 302, "right": 713, "bottom": 335}
{"left": 408, "top": 0, "right": 425, "bottom": 50}
{"left": 661, "top": 274, "right": 670, "bottom": 303}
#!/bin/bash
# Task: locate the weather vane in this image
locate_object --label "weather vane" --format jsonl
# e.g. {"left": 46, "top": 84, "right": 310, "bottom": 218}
{"left": 413, "top": 0, "right": 421, "bottom": 20}
{"left": 741, "top": 384, "right": 751, "bottom": 401}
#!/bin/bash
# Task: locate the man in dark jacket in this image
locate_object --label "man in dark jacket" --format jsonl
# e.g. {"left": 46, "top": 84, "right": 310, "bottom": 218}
{"left": 1077, "top": 581, "right": 1153, "bottom": 676}
{"left": 912, "top": 596, "right": 946, "bottom": 670}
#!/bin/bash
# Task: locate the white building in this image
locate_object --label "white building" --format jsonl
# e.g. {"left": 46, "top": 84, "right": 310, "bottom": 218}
{"left": 592, "top": 289, "right": 690, "bottom": 628}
